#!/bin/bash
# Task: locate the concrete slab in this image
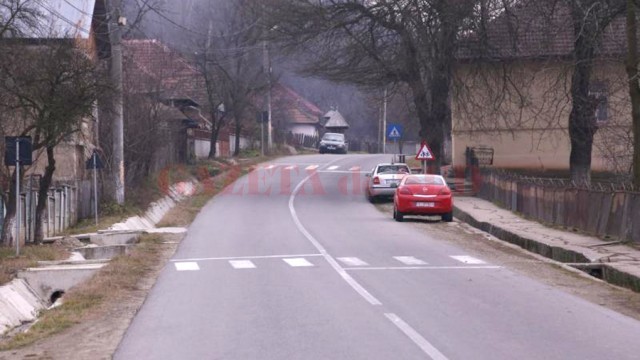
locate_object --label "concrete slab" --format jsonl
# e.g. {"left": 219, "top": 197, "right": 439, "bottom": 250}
{"left": 17, "top": 263, "right": 106, "bottom": 301}
{"left": 0, "top": 279, "right": 47, "bottom": 334}
{"left": 454, "top": 196, "right": 640, "bottom": 292}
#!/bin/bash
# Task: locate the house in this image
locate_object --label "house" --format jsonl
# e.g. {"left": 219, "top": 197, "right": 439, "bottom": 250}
{"left": 322, "top": 109, "right": 350, "bottom": 133}
{"left": 271, "top": 83, "right": 323, "bottom": 138}
{"left": 451, "top": 1, "right": 630, "bottom": 173}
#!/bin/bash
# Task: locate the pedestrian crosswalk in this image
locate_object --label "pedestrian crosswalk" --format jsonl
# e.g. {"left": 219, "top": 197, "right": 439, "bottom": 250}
{"left": 256, "top": 163, "right": 367, "bottom": 173}
{"left": 173, "top": 254, "right": 495, "bottom": 271}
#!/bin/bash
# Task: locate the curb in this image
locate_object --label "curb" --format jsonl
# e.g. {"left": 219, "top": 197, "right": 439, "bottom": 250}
{"left": 453, "top": 206, "right": 640, "bottom": 293}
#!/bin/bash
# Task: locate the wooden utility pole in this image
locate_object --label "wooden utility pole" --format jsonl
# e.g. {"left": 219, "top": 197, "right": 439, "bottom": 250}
{"left": 108, "top": 0, "right": 125, "bottom": 204}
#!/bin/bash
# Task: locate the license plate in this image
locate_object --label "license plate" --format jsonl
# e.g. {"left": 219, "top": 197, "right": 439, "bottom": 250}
{"left": 386, "top": 180, "right": 399, "bottom": 185}
{"left": 328, "top": 146, "right": 336, "bottom": 150}
{"left": 416, "top": 202, "right": 435, "bottom": 207}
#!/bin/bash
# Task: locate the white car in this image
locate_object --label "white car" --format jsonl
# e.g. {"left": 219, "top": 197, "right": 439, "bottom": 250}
{"left": 365, "top": 163, "right": 411, "bottom": 202}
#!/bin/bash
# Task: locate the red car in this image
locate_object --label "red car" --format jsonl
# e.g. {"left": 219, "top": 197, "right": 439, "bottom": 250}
{"left": 393, "top": 174, "right": 453, "bottom": 222}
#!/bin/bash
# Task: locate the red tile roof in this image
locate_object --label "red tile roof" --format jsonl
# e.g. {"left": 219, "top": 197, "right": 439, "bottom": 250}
{"left": 122, "top": 39, "right": 205, "bottom": 103}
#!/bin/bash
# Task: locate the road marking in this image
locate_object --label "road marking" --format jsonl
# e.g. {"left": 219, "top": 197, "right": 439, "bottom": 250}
{"left": 384, "top": 313, "right": 449, "bottom": 360}
{"left": 337, "top": 257, "right": 369, "bottom": 267}
{"left": 344, "top": 266, "right": 501, "bottom": 271}
{"left": 171, "top": 253, "right": 323, "bottom": 262}
{"left": 283, "top": 258, "right": 314, "bottom": 267}
{"left": 229, "top": 260, "right": 256, "bottom": 269}
{"left": 174, "top": 262, "right": 200, "bottom": 271}
{"left": 263, "top": 164, "right": 276, "bottom": 170}
{"left": 394, "top": 256, "right": 427, "bottom": 265}
{"left": 349, "top": 166, "right": 361, "bottom": 171}
{"left": 289, "top": 160, "right": 382, "bottom": 306}
{"left": 305, "top": 165, "right": 319, "bottom": 171}
{"left": 284, "top": 165, "right": 296, "bottom": 170}
{"left": 327, "top": 165, "right": 339, "bottom": 170}
{"left": 450, "top": 255, "right": 486, "bottom": 265}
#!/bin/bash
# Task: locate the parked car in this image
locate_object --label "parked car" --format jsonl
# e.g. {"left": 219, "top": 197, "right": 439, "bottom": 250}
{"left": 365, "top": 163, "right": 411, "bottom": 202}
{"left": 393, "top": 174, "right": 453, "bottom": 222}
{"left": 318, "top": 133, "right": 347, "bottom": 154}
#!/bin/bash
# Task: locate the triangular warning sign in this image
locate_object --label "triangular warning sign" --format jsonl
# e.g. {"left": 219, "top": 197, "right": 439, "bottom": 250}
{"left": 415, "top": 142, "right": 435, "bottom": 160}
{"left": 389, "top": 127, "right": 401, "bottom": 138}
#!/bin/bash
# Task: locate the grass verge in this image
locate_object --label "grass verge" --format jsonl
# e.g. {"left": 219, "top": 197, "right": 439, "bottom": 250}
{"left": 0, "top": 233, "right": 165, "bottom": 350}
{"left": 0, "top": 245, "right": 69, "bottom": 286}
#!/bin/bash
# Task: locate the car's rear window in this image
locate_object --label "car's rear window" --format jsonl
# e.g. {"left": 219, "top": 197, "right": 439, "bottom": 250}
{"left": 377, "top": 165, "right": 410, "bottom": 174}
{"left": 323, "top": 134, "right": 344, "bottom": 141}
{"left": 405, "top": 176, "right": 444, "bottom": 185}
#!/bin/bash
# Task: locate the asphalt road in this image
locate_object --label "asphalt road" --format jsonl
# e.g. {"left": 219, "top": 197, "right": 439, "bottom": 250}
{"left": 115, "top": 154, "right": 640, "bottom": 360}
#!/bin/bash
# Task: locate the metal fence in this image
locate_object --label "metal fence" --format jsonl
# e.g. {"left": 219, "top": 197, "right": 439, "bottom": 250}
{"left": 0, "top": 178, "right": 94, "bottom": 242}
{"left": 475, "top": 169, "right": 640, "bottom": 244}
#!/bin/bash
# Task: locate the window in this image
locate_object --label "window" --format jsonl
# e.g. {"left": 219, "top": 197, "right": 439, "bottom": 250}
{"left": 589, "top": 82, "right": 608, "bottom": 124}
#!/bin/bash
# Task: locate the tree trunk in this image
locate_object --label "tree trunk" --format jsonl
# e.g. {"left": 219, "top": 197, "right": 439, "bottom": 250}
{"left": 1, "top": 168, "right": 19, "bottom": 247}
{"left": 626, "top": 0, "right": 640, "bottom": 189}
{"left": 568, "top": 6, "right": 599, "bottom": 186}
{"left": 34, "top": 146, "right": 56, "bottom": 244}
{"left": 233, "top": 115, "right": 241, "bottom": 157}
{"left": 208, "top": 112, "right": 220, "bottom": 159}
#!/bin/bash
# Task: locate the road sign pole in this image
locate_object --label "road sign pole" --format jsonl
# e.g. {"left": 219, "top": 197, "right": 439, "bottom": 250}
{"left": 93, "top": 154, "right": 99, "bottom": 226}
{"left": 15, "top": 140, "right": 20, "bottom": 256}
{"left": 422, "top": 160, "right": 427, "bottom": 174}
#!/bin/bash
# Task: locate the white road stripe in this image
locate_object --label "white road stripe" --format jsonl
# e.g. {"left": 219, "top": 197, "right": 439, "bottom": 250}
{"left": 283, "top": 258, "right": 314, "bottom": 267}
{"left": 229, "top": 260, "right": 256, "bottom": 269}
{"left": 327, "top": 165, "right": 340, "bottom": 170}
{"left": 263, "top": 164, "right": 276, "bottom": 170}
{"left": 284, "top": 165, "right": 296, "bottom": 170}
{"left": 344, "top": 266, "right": 501, "bottom": 271}
{"left": 305, "top": 165, "right": 319, "bottom": 170}
{"left": 171, "top": 253, "right": 323, "bottom": 262}
{"left": 174, "top": 262, "right": 200, "bottom": 271}
{"left": 394, "top": 256, "right": 427, "bottom": 265}
{"left": 317, "top": 170, "right": 369, "bottom": 174}
{"left": 385, "top": 313, "right": 449, "bottom": 360}
{"left": 349, "top": 166, "right": 361, "bottom": 171}
{"left": 450, "top": 255, "right": 487, "bottom": 265}
{"left": 337, "top": 257, "right": 369, "bottom": 267}
{"left": 289, "top": 160, "right": 382, "bottom": 306}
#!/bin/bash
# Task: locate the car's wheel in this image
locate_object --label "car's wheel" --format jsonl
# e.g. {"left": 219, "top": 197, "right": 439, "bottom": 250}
{"left": 319, "top": 150, "right": 324, "bottom": 154}
{"left": 393, "top": 206, "right": 404, "bottom": 222}
{"left": 442, "top": 212, "right": 453, "bottom": 222}
{"left": 368, "top": 193, "right": 377, "bottom": 203}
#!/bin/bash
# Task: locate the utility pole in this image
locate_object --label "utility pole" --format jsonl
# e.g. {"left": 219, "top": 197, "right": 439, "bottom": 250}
{"left": 108, "top": 0, "right": 125, "bottom": 204}
{"left": 382, "top": 87, "right": 388, "bottom": 154}
{"left": 263, "top": 40, "right": 272, "bottom": 150}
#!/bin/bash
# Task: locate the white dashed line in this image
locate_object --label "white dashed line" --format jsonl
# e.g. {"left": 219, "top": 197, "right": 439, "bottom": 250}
{"left": 174, "top": 262, "right": 200, "bottom": 271}
{"left": 450, "top": 255, "right": 486, "bottom": 264}
{"left": 283, "top": 258, "right": 314, "bottom": 267}
{"left": 349, "top": 166, "right": 361, "bottom": 171}
{"left": 327, "top": 165, "right": 339, "bottom": 170}
{"left": 344, "top": 266, "right": 501, "bottom": 271}
{"left": 305, "top": 165, "right": 319, "bottom": 171}
{"left": 393, "top": 256, "right": 428, "bottom": 265}
{"left": 263, "top": 164, "right": 276, "bottom": 170}
{"left": 229, "top": 260, "right": 256, "bottom": 269}
{"left": 337, "top": 257, "right": 369, "bottom": 267}
{"left": 284, "top": 165, "right": 296, "bottom": 170}
{"left": 171, "top": 253, "right": 323, "bottom": 262}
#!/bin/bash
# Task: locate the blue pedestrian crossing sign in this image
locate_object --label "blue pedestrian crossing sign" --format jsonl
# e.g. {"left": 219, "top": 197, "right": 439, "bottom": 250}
{"left": 386, "top": 124, "right": 403, "bottom": 139}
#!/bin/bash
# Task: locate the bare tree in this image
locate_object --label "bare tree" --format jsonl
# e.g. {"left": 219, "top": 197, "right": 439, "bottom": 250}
{"left": 0, "top": 41, "right": 101, "bottom": 245}
{"left": 626, "top": 0, "right": 640, "bottom": 187}
{"left": 0, "top": 0, "right": 41, "bottom": 38}
{"left": 189, "top": 0, "right": 265, "bottom": 158}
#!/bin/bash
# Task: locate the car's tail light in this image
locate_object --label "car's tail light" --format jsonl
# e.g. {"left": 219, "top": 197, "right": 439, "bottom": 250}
{"left": 439, "top": 187, "right": 451, "bottom": 195}
{"left": 373, "top": 176, "right": 380, "bottom": 185}
{"left": 399, "top": 186, "right": 412, "bottom": 195}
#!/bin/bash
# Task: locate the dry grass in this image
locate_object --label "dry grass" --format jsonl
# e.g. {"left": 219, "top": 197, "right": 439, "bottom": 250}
{"left": 0, "top": 245, "right": 69, "bottom": 286}
{"left": 0, "top": 233, "right": 165, "bottom": 350}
